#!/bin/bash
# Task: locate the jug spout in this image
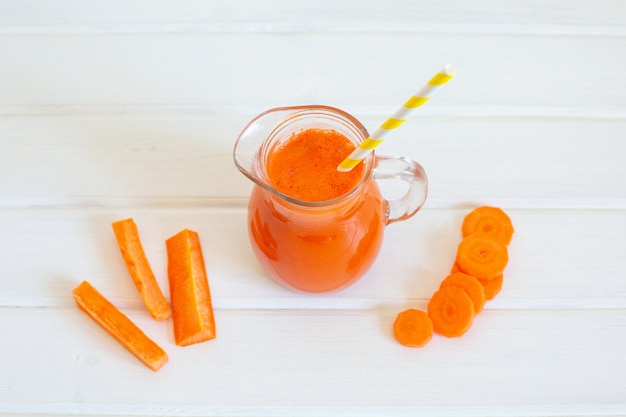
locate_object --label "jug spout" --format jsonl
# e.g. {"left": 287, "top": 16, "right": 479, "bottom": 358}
{"left": 234, "top": 105, "right": 372, "bottom": 190}
{"left": 234, "top": 106, "right": 301, "bottom": 187}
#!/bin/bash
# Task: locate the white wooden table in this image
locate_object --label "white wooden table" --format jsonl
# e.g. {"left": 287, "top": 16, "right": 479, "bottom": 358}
{"left": 2, "top": 1, "right": 626, "bottom": 416}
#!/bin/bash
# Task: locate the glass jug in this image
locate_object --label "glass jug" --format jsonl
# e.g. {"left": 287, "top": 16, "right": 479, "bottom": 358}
{"left": 234, "top": 105, "right": 428, "bottom": 293}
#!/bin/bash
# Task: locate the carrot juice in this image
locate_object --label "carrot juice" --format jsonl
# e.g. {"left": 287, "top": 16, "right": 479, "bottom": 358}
{"left": 247, "top": 127, "right": 387, "bottom": 293}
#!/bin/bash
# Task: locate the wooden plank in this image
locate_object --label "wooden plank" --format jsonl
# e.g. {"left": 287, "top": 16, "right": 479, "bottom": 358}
{"left": 1, "top": 306, "right": 625, "bottom": 416}
{"left": 1, "top": 116, "right": 625, "bottom": 207}
{"left": 1, "top": 0, "right": 625, "bottom": 35}
{"left": 1, "top": 34, "right": 625, "bottom": 116}
{"left": 1, "top": 207, "right": 625, "bottom": 310}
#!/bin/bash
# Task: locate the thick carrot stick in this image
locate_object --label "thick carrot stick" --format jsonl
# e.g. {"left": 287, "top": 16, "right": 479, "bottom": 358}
{"left": 112, "top": 218, "right": 171, "bottom": 321}
{"left": 72, "top": 280, "right": 168, "bottom": 372}
{"left": 166, "top": 229, "right": 216, "bottom": 346}
{"left": 393, "top": 308, "right": 433, "bottom": 348}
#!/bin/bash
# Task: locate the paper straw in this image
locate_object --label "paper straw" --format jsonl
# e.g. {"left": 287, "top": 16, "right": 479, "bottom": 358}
{"left": 337, "top": 64, "right": 456, "bottom": 172}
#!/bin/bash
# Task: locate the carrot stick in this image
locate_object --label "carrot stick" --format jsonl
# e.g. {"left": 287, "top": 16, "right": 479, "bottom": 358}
{"left": 72, "top": 280, "right": 168, "bottom": 372}
{"left": 393, "top": 309, "right": 433, "bottom": 348}
{"left": 427, "top": 286, "right": 475, "bottom": 338}
{"left": 166, "top": 229, "right": 216, "bottom": 346}
{"left": 112, "top": 218, "right": 171, "bottom": 321}
{"left": 456, "top": 233, "right": 508, "bottom": 281}
{"left": 479, "top": 274, "right": 504, "bottom": 300}
{"left": 462, "top": 206, "right": 514, "bottom": 246}
{"left": 440, "top": 272, "right": 486, "bottom": 314}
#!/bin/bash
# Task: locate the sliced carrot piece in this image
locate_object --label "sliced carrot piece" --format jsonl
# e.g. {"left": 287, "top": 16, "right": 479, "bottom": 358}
{"left": 112, "top": 218, "right": 171, "bottom": 321}
{"left": 462, "top": 206, "right": 514, "bottom": 246}
{"left": 456, "top": 233, "right": 508, "bottom": 281}
{"left": 479, "top": 274, "right": 504, "bottom": 300}
{"left": 393, "top": 309, "right": 433, "bottom": 348}
{"left": 166, "top": 229, "right": 216, "bottom": 346}
{"left": 440, "top": 272, "right": 486, "bottom": 314}
{"left": 72, "top": 280, "right": 168, "bottom": 372}
{"left": 427, "top": 286, "right": 475, "bottom": 338}
{"left": 452, "top": 262, "right": 504, "bottom": 301}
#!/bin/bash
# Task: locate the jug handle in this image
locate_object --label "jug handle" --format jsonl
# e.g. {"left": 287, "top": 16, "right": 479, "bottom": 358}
{"left": 373, "top": 156, "right": 428, "bottom": 225}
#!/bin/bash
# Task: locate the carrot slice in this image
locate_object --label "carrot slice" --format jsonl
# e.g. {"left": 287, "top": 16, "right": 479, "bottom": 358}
{"left": 440, "top": 272, "right": 486, "bottom": 314}
{"left": 393, "top": 309, "right": 433, "bottom": 348}
{"left": 452, "top": 262, "right": 504, "bottom": 301}
{"left": 166, "top": 229, "right": 216, "bottom": 346}
{"left": 462, "top": 206, "right": 514, "bottom": 246}
{"left": 456, "top": 233, "right": 508, "bottom": 281}
{"left": 72, "top": 280, "right": 168, "bottom": 372}
{"left": 112, "top": 218, "right": 171, "bottom": 321}
{"left": 427, "top": 286, "right": 475, "bottom": 338}
{"left": 479, "top": 274, "right": 504, "bottom": 300}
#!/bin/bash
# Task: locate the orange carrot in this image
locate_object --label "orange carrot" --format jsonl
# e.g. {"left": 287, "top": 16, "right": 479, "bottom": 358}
{"left": 393, "top": 309, "right": 433, "bottom": 348}
{"left": 462, "top": 206, "right": 514, "bottom": 246}
{"left": 452, "top": 262, "right": 504, "bottom": 301}
{"left": 112, "top": 218, "right": 171, "bottom": 321}
{"left": 72, "top": 280, "right": 168, "bottom": 372}
{"left": 456, "top": 233, "right": 508, "bottom": 281}
{"left": 479, "top": 274, "right": 504, "bottom": 300}
{"left": 428, "top": 286, "right": 475, "bottom": 338}
{"left": 440, "top": 272, "right": 486, "bottom": 314}
{"left": 166, "top": 229, "right": 216, "bottom": 346}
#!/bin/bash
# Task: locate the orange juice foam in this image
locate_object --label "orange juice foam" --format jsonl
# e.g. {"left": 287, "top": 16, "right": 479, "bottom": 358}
{"left": 267, "top": 128, "right": 365, "bottom": 202}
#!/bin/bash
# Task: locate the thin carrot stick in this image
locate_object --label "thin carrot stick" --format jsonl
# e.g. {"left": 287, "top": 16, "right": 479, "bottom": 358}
{"left": 72, "top": 280, "right": 168, "bottom": 372}
{"left": 112, "top": 218, "right": 171, "bottom": 321}
{"left": 166, "top": 229, "right": 216, "bottom": 346}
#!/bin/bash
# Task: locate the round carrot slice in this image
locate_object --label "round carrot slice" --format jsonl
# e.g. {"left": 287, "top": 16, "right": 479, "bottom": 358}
{"left": 479, "top": 274, "right": 503, "bottom": 300}
{"left": 427, "top": 286, "right": 475, "bottom": 338}
{"left": 393, "top": 309, "right": 433, "bottom": 348}
{"left": 456, "top": 233, "right": 508, "bottom": 281}
{"left": 440, "top": 272, "right": 486, "bottom": 314}
{"left": 462, "top": 206, "right": 514, "bottom": 246}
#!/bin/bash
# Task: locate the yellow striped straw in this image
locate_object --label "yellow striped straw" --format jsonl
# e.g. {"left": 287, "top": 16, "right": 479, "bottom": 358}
{"left": 337, "top": 64, "right": 456, "bottom": 172}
